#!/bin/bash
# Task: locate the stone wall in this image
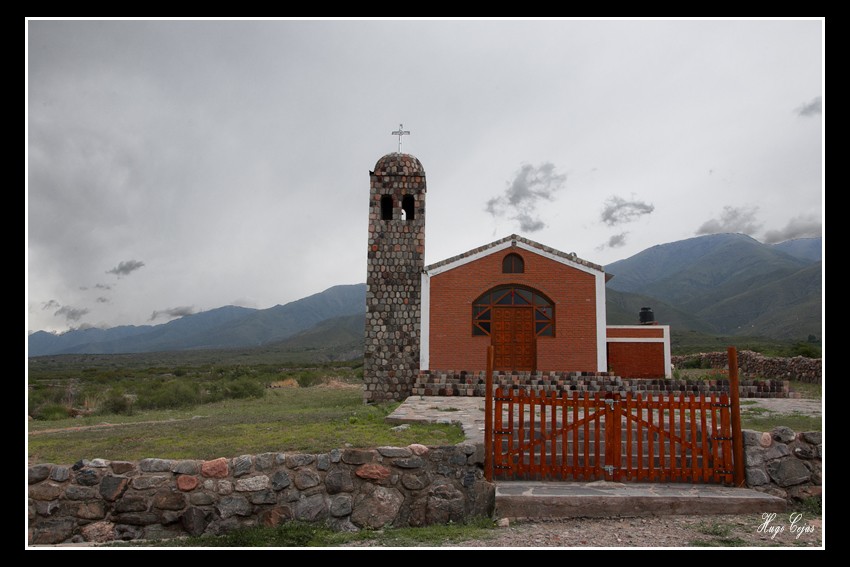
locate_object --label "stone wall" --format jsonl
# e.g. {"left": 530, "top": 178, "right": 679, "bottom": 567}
{"left": 28, "top": 443, "right": 493, "bottom": 546}
{"left": 744, "top": 427, "right": 822, "bottom": 503}
{"left": 672, "top": 351, "right": 821, "bottom": 384}
{"left": 415, "top": 370, "right": 790, "bottom": 398}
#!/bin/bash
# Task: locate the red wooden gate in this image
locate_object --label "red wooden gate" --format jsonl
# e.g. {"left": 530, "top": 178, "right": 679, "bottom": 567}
{"left": 487, "top": 389, "right": 737, "bottom": 484}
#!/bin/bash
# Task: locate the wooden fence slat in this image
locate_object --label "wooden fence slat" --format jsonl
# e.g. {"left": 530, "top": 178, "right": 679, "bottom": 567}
{"left": 712, "top": 394, "right": 722, "bottom": 483}
{"left": 700, "top": 394, "right": 709, "bottom": 483}
{"left": 622, "top": 393, "right": 630, "bottom": 480}
{"left": 593, "top": 393, "right": 601, "bottom": 478}
{"left": 636, "top": 394, "right": 644, "bottom": 481}
{"left": 689, "top": 394, "right": 698, "bottom": 482}
{"left": 560, "top": 392, "right": 568, "bottom": 476}
{"left": 721, "top": 393, "right": 733, "bottom": 485}
{"left": 572, "top": 391, "right": 579, "bottom": 476}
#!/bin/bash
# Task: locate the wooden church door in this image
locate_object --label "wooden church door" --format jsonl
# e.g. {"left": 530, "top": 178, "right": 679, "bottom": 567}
{"left": 491, "top": 306, "right": 536, "bottom": 372}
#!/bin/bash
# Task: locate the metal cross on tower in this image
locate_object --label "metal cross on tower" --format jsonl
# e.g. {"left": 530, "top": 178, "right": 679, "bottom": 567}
{"left": 392, "top": 123, "right": 410, "bottom": 153}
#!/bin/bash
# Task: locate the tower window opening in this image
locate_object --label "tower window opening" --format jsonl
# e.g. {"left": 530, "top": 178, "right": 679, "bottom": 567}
{"left": 402, "top": 195, "right": 416, "bottom": 221}
{"left": 381, "top": 195, "right": 393, "bottom": 220}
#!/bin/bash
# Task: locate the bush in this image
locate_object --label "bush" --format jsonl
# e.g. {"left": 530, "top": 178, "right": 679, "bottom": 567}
{"left": 223, "top": 377, "right": 266, "bottom": 400}
{"left": 678, "top": 357, "right": 709, "bottom": 369}
{"left": 99, "top": 391, "right": 135, "bottom": 415}
{"left": 295, "top": 370, "right": 324, "bottom": 388}
{"left": 135, "top": 380, "right": 202, "bottom": 410}
{"left": 790, "top": 342, "right": 821, "bottom": 359}
{"left": 32, "top": 403, "right": 71, "bottom": 421}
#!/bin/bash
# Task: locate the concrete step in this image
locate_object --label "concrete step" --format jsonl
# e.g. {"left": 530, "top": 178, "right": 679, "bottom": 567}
{"left": 494, "top": 480, "right": 787, "bottom": 519}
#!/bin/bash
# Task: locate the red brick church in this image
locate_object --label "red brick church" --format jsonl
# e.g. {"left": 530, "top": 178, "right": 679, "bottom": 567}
{"left": 362, "top": 150, "right": 670, "bottom": 403}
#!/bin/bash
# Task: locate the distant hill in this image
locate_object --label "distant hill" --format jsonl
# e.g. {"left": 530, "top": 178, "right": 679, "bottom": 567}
{"left": 604, "top": 234, "right": 821, "bottom": 340}
{"left": 772, "top": 237, "right": 822, "bottom": 263}
{"left": 28, "top": 234, "right": 823, "bottom": 357}
{"left": 28, "top": 284, "right": 366, "bottom": 357}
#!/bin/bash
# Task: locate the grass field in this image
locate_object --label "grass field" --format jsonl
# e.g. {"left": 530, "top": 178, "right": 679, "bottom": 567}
{"left": 27, "top": 382, "right": 465, "bottom": 465}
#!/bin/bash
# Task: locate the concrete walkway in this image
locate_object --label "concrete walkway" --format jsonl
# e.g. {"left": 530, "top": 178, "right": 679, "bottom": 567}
{"left": 386, "top": 396, "right": 795, "bottom": 518}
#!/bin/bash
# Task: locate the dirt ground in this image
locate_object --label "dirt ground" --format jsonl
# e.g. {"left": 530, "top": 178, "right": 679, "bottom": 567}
{"left": 337, "top": 512, "right": 823, "bottom": 549}
{"left": 428, "top": 512, "right": 823, "bottom": 548}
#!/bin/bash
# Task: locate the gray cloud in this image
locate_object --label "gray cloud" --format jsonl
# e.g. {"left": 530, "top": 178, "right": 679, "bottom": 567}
{"left": 795, "top": 96, "right": 822, "bottom": 117}
{"left": 607, "top": 233, "right": 628, "bottom": 248}
{"left": 696, "top": 205, "right": 762, "bottom": 236}
{"left": 150, "top": 306, "right": 196, "bottom": 321}
{"left": 595, "top": 232, "right": 629, "bottom": 252}
{"left": 762, "top": 214, "right": 822, "bottom": 244}
{"left": 515, "top": 213, "right": 545, "bottom": 232}
{"left": 55, "top": 305, "right": 89, "bottom": 322}
{"left": 485, "top": 163, "right": 566, "bottom": 233}
{"left": 96, "top": 297, "right": 110, "bottom": 304}
{"left": 601, "top": 196, "right": 655, "bottom": 226}
{"left": 107, "top": 260, "right": 145, "bottom": 276}
{"left": 42, "top": 299, "right": 60, "bottom": 310}
{"left": 95, "top": 283, "right": 112, "bottom": 290}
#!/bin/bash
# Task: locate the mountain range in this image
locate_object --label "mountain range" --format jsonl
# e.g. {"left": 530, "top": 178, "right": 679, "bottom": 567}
{"left": 27, "top": 233, "right": 822, "bottom": 358}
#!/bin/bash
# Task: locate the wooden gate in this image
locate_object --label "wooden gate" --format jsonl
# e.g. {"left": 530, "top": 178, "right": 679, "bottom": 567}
{"left": 483, "top": 347, "right": 746, "bottom": 486}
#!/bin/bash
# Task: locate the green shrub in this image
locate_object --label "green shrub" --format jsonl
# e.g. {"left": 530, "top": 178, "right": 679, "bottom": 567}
{"left": 789, "top": 342, "right": 821, "bottom": 359}
{"left": 678, "top": 357, "right": 704, "bottom": 369}
{"left": 135, "top": 380, "right": 202, "bottom": 410}
{"left": 223, "top": 377, "right": 266, "bottom": 399}
{"left": 295, "top": 370, "right": 324, "bottom": 388}
{"left": 99, "top": 391, "right": 135, "bottom": 415}
{"left": 32, "top": 403, "right": 71, "bottom": 421}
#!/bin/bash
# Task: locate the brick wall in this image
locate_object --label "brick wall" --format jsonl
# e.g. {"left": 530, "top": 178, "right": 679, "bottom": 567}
{"left": 428, "top": 248, "right": 599, "bottom": 372}
{"left": 607, "top": 342, "right": 666, "bottom": 378}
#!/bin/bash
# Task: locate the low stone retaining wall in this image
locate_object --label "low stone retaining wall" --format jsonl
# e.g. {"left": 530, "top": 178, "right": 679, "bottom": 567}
{"left": 415, "top": 371, "right": 790, "bottom": 398}
{"left": 744, "top": 427, "right": 822, "bottom": 503}
{"left": 673, "top": 351, "right": 821, "bottom": 384}
{"left": 28, "top": 443, "right": 494, "bottom": 546}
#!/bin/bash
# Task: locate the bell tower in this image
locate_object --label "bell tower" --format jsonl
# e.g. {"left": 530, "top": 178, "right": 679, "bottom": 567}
{"left": 362, "top": 152, "right": 426, "bottom": 403}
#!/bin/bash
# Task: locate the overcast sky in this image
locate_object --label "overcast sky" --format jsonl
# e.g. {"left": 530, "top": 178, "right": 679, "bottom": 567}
{"left": 26, "top": 18, "right": 824, "bottom": 334}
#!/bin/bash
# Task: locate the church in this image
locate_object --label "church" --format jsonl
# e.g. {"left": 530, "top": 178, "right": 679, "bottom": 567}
{"left": 362, "top": 151, "right": 671, "bottom": 403}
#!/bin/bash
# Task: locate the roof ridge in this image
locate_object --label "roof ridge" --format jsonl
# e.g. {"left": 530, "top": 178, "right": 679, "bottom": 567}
{"left": 425, "top": 235, "right": 604, "bottom": 273}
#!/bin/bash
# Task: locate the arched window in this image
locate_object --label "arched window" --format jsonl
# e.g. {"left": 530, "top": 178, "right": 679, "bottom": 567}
{"left": 402, "top": 195, "right": 416, "bottom": 221}
{"left": 472, "top": 285, "right": 554, "bottom": 337}
{"left": 380, "top": 195, "right": 393, "bottom": 220}
{"left": 502, "top": 253, "right": 524, "bottom": 273}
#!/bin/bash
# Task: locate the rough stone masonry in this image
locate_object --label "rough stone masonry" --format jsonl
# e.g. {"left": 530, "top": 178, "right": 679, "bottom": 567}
{"left": 362, "top": 153, "right": 427, "bottom": 404}
{"left": 28, "top": 443, "right": 493, "bottom": 546}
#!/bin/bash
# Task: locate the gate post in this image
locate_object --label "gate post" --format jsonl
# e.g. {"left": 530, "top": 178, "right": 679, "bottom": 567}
{"left": 485, "top": 346, "right": 494, "bottom": 482}
{"left": 728, "top": 346, "right": 745, "bottom": 487}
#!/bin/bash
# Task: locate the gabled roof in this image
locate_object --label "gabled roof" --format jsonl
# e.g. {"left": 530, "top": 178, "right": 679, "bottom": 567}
{"left": 425, "top": 234, "right": 611, "bottom": 279}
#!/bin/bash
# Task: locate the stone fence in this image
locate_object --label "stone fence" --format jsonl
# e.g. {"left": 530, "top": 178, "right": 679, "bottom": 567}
{"left": 415, "top": 371, "right": 791, "bottom": 398}
{"left": 744, "top": 427, "right": 822, "bottom": 503}
{"left": 672, "top": 351, "right": 821, "bottom": 384}
{"left": 28, "top": 443, "right": 494, "bottom": 546}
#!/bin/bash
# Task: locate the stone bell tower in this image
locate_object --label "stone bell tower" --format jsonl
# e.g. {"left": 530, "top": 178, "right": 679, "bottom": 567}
{"left": 362, "top": 151, "right": 426, "bottom": 403}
